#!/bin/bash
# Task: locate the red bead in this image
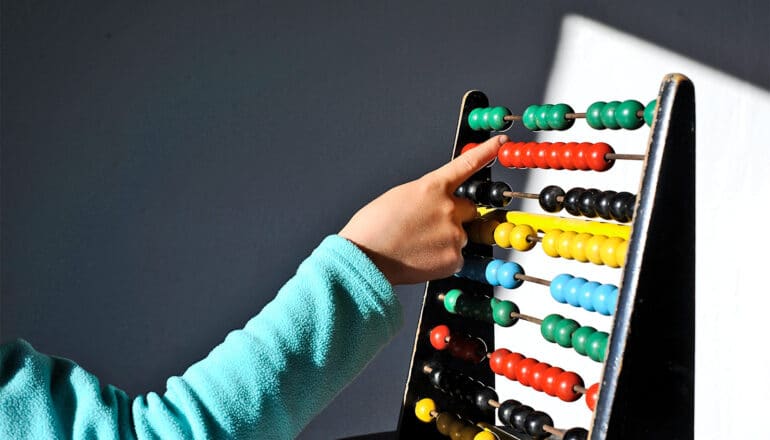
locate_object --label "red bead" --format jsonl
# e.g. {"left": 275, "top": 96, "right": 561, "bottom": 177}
{"left": 541, "top": 366, "right": 564, "bottom": 396}
{"left": 534, "top": 142, "right": 551, "bottom": 169}
{"left": 460, "top": 337, "right": 487, "bottom": 364}
{"left": 503, "top": 352, "right": 525, "bottom": 380}
{"left": 461, "top": 143, "right": 479, "bottom": 155}
{"left": 430, "top": 325, "right": 450, "bottom": 350}
{"left": 555, "top": 371, "right": 584, "bottom": 402}
{"left": 529, "top": 362, "right": 552, "bottom": 392}
{"left": 574, "top": 143, "right": 593, "bottom": 170}
{"left": 546, "top": 142, "right": 564, "bottom": 169}
{"left": 586, "top": 142, "right": 615, "bottom": 171}
{"left": 510, "top": 142, "right": 526, "bottom": 168}
{"left": 521, "top": 142, "right": 538, "bottom": 168}
{"left": 489, "top": 348, "right": 511, "bottom": 375}
{"left": 586, "top": 382, "right": 600, "bottom": 411}
{"left": 516, "top": 357, "right": 539, "bottom": 387}
{"left": 448, "top": 335, "right": 471, "bottom": 360}
{"left": 560, "top": 142, "right": 579, "bottom": 170}
{"left": 498, "top": 142, "right": 516, "bottom": 167}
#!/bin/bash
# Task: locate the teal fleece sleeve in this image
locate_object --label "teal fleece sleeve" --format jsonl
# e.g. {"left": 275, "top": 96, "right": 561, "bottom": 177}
{"left": 0, "top": 235, "right": 403, "bottom": 439}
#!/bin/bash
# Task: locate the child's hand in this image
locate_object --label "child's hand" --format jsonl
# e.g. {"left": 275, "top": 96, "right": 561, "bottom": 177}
{"left": 339, "top": 134, "right": 508, "bottom": 285}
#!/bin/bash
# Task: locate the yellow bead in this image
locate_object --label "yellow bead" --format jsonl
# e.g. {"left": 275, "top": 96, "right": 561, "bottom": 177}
{"left": 510, "top": 224, "right": 536, "bottom": 251}
{"left": 414, "top": 398, "right": 436, "bottom": 423}
{"left": 586, "top": 234, "right": 607, "bottom": 265}
{"left": 494, "top": 222, "right": 514, "bottom": 248}
{"left": 541, "top": 229, "right": 562, "bottom": 257}
{"left": 616, "top": 239, "right": 629, "bottom": 266}
{"left": 478, "top": 219, "right": 500, "bottom": 245}
{"left": 569, "top": 233, "right": 592, "bottom": 262}
{"left": 557, "top": 230, "right": 577, "bottom": 259}
{"left": 600, "top": 236, "right": 625, "bottom": 267}
{"left": 474, "top": 430, "right": 498, "bottom": 440}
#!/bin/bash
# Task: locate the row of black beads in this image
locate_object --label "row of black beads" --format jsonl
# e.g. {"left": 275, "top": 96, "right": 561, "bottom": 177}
{"left": 455, "top": 180, "right": 512, "bottom": 208}
{"left": 498, "top": 399, "right": 588, "bottom": 440}
{"left": 427, "top": 362, "right": 498, "bottom": 413}
{"left": 539, "top": 185, "right": 635, "bottom": 222}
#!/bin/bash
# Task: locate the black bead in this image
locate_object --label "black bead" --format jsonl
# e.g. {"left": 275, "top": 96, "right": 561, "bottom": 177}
{"left": 563, "top": 187, "right": 585, "bottom": 216}
{"left": 538, "top": 185, "right": 565, "bottom": 212}
{"left": 474, "top": 386, "right": 498, "bottom": 412}
{"left": 623, "top": 193, "right": 637, "bottom": 222}
{"left": 455, "top": 374, "right": 475, "bottom": 401}
{"left": 454, "top": 182, "right": 469, "bottom": 199}
{"left": 497, "top": 399, "right": 521, "bottom": 426}
{"left": 611, "top": 192, "right": 634, "bottom": 222}
{"left": 578, "top": 188, "right": 602, "bottom": 218}
{"left": 464, "top": 180, "right": 485, "bottom": 204}
{"left": 595, "top": 190, "right": 616, "bottom": 220}
{"left": 563, "top": 427, "right": 589, "bottom": 440}
{"left": 511, "top": 404, "right": 534, "bottom": 431}
{"left": 427, "top": 363, "right": 445, "bottom": 388}
{"left": 488, "top": 181, "right": 512, "bottom": 207}
{"left": 524, "top": 410, "right": 554, "bottom": 439}
{"left": 469, "top": 181, "right": 493, "bottom": 206}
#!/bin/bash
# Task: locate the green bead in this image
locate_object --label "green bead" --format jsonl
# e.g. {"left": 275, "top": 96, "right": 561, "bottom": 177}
{"left": 587, "top": 331, "right": 609, "bottom": 362}
{"left": 522, "top": 105, "right": 539, "bottom": 130}
{"left": 483, "top": 108, "right": 496, "bottom": 130}
{"left": 615, "top": 100, "right": 644, "bottom": 129}
{"left": 468, "top": 108, "right": 482, "bottom": 130}
{"left": 644, "top": 99, "right": 656, "bottom": 126}
{"left": 490, "top": 297, "right": 500, "bottom": 307}
{"left": 540, "top": 314, "right": 563, "bottom": 343}
{"left": 444, "top": 289, "right": 462, "bottom": 314}
{"left": 554, "top": 318, "right": 580, "bottom": 347}
{"left": 546, "top": 103, "right": 575, "bottom": 130}
{"left": 535, "top": 104, "right": 553, "bottom": 130}
{"left": 489, "top": 106, "right": 511, "bottom": 131}
{"left": 586, "top": 101, "right": 606, "bottom": 129}
{"left": 492, "top": 300, "right": 519, "bottom": 327}
{"left": 571, "top": 325, "right": 597, "bottom": 356}
{"left": 600, "top": 101, "right": 621, "bottom": 130}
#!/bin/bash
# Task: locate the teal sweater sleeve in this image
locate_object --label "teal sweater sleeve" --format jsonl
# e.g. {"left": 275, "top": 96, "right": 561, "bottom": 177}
{"left": 0, "top": 235, "right": 403, "bottom": 439}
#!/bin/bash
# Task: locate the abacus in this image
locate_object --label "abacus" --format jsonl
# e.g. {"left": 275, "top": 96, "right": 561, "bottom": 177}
{"left": 395, "top": 74, "right": 694, "bottom": 439}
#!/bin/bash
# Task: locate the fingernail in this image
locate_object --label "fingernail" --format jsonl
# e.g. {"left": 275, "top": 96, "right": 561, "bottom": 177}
{"left": 498, "top": 135, "right": 509, "bottom": 144}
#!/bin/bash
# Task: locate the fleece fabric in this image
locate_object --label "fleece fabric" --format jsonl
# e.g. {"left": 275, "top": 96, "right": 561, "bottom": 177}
{"left": 0, "top": 235, "right": 402, "bottom": 439}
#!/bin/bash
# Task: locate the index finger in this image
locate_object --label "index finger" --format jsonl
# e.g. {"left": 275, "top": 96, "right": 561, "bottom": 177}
{"left": 434, "top": 135, "right": 508, "bottom": 187}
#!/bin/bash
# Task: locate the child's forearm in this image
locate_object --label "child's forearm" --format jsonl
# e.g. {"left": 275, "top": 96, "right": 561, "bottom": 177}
{"left": 0, "top": 235, "right": 401, "bottom": 440}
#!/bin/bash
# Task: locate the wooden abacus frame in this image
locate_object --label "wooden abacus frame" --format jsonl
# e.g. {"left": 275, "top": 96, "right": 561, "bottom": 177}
{"left": 395, "top": 73, "right": 695, "bottom": 440}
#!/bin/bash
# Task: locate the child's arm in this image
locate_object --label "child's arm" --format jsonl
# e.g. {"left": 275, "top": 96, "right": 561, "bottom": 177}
{"left": 0, "top": 135, "right": 506, "bottom": 440}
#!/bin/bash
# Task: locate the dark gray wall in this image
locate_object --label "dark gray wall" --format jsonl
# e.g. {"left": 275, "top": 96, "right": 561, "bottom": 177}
{"left": 2, "top": 2, "right": 768, "bottom": 439}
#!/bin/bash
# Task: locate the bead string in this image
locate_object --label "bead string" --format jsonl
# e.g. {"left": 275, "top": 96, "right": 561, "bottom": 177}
{"left": 437, "top": 291, "right": 611, "bottom": 362}
{"left": 428, "top": 326, "right": 599, "bottom": 408}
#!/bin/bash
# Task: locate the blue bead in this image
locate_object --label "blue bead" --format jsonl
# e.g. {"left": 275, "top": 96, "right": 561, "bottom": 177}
{"left": 605, "top": 286, "right": 619, "bottom": 315}
{"left": 564, "top": 277, "right": 588, "bottom": 307}
{"left": 550, "top": 274, "right": 573, "bottom": 303}
{"left": 578, "top": 281, "right": 600, "bottom": 312}
{"left": 458, "top": 257, "right": 486, "bottom": 283}
{"left": 592, "top": 284, "right": 617, "bottom": 316}
{"left": 485, "top": 259, "right": 505, "bottom": 286}
{"left": 498, "top": 262, "right": 524, "bottom": 289}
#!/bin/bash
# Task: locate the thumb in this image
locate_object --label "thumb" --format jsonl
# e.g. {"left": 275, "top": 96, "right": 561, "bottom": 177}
{"left": 433, "top": 135, "right": 508, "bottom": 187}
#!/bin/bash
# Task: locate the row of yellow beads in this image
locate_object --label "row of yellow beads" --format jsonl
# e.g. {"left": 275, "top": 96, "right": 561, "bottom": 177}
{"left": 414, "top": 398, "right": 497, "bottom": 440}
{"left": 466, "top": 217, "right": 628, "bottom": 268}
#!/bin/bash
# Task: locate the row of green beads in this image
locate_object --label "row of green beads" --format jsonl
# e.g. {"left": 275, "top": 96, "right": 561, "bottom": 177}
{"left": 586, "top": 99, "right": 656, "bottom": 130}
{"left": 468, "top": 106, "right": 511, "bottom": 131}
{"left": 443, "top": 290, "right": 520, "bottom": 327}
{"left": 522, "top": 103, "right": 576, "bottom": 131}
{"left": 540, "top": 313, "right": 609, "bottom": 362}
